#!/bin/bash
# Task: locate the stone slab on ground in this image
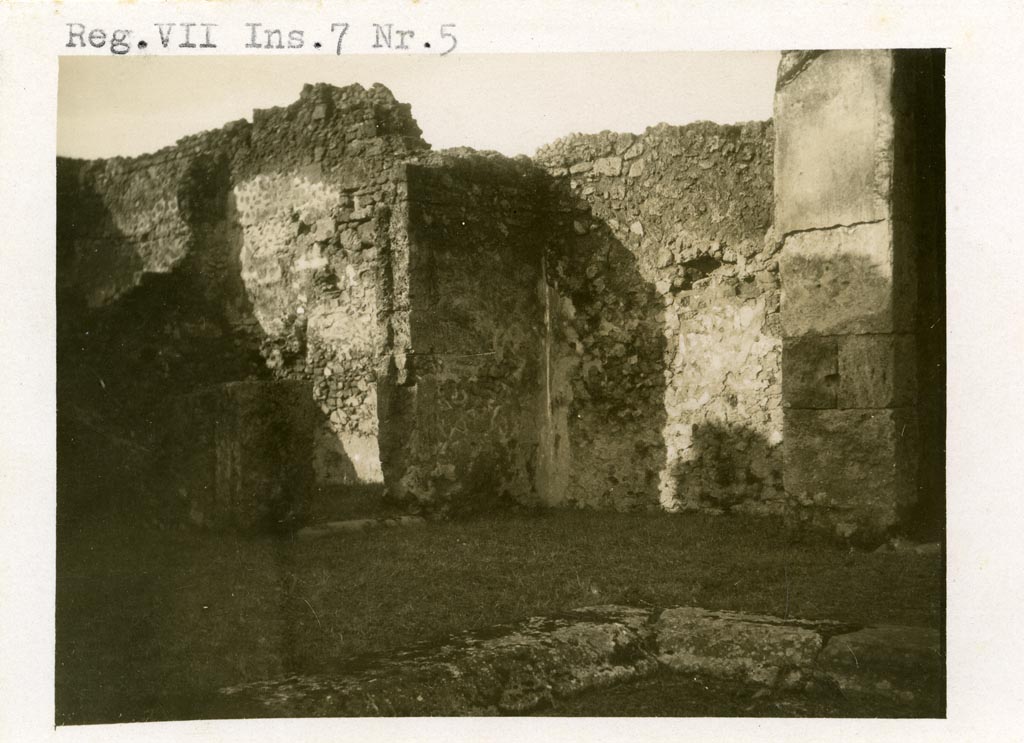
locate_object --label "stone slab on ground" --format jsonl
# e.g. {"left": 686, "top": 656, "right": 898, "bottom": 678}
{"left": 215, "top": 606, "right": 656, "bottom": 716}
{"left": 655, "top": 607, "right": 840, "bottom": 685}
{"left": 817, "top": 625, "right": 943, "bottom": 702}
{"left": 213, "top": 604, "right": 942, "bottom": 717}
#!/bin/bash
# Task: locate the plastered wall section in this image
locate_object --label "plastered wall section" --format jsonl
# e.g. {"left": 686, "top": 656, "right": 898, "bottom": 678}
{"left": 534, "top": 122, "right": 781, "bottom": 513}
{"left": 378, "top": 156, "right": 550, "bottom": 512}
{"left": 774, "top": 50, "right": 920, "bottom": 537}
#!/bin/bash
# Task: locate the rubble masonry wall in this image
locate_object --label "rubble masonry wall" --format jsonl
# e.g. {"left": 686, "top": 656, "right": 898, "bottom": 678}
{"left": 535, "top": 123, "right": 781, "bottom": 513}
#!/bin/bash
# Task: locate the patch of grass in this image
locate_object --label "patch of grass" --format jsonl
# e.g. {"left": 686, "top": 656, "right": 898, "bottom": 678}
{"left": 56, "top": 509, "right": 942, "bottom": 724}
{"left": 540, "top": 667, "right": 944, "bottom": 717}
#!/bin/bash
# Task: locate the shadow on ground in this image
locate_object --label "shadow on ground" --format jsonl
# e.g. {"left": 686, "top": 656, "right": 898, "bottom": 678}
{"left": 55, "top": 509, "right": 942, "bottom": 724}
{"left": 540, "top": 667, "right": 944, "bottom": 718}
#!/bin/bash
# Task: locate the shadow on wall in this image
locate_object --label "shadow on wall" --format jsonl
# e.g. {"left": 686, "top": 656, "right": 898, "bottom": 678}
{"left": 668, "top": 422, "right": 781, "bottom": 514}
{"left": 779, "top": 244, "right": 944, "bottom": 537}
{"left": 554, "top": 214, "right": 942, "bottom": 529}
{"left": 56, "top": 154, "right": 360, "bottom": 531}
{"left": 55, "top": 154, "right": 373, "bottom": 724}
{"left": 895, "top": 48, "right": 946, "bottom": 539}
{"left": 547, "top": 175, "right": 785, "bottom": 515}
{"left": 545, "top": 186, "right": 668, "bottom": 511}
{"left": 57, "top": 158, "right": 943, "bottom": 533}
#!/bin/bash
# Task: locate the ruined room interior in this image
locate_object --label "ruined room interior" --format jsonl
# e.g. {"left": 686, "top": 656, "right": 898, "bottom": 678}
{"left": 56, "top": 49, "right": 945, "bottom": 543}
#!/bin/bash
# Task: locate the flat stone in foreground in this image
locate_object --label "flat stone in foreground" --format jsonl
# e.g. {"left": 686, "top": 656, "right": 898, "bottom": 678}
{"left": 817, "top": 625, "right": 943, "bottom": 700}
{"left": 213, "top": 604, "right": 942, "bottom": 717}
{"left": 216, "top": 606, "right": 655, "bottom": 716}
{"left": 655, "top": 607, "right": 831, "bottom": 685}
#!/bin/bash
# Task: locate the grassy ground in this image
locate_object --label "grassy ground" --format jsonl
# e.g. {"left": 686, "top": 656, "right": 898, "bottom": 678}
{"left": 305, "top": 483, "right": 399, "bottom": 523}
{"left": 541, "top": 668, "right": 944, "bottom": 717}
{"left": 56, "top": 507, "right": 943, "bottom": 724}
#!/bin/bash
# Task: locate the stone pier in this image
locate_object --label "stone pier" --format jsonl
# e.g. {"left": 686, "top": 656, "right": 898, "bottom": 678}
{"left": 774, "top": 50, "right": 944, "bottom": 537}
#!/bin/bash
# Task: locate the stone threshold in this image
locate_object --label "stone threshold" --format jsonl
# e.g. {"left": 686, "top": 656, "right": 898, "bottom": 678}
{"left": 213, "top": 604, "right": 942, "bottom": 717}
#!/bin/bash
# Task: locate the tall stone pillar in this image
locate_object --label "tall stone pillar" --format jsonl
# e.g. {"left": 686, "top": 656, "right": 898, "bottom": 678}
{"left": 775, "top": 50, "right": 941, "bottom": 538}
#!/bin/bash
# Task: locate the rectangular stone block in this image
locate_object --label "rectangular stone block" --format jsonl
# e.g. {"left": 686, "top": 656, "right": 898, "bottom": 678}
{"left": 165, "top": 380, "right": 316, "bottom": 531}
{"left": 656, "top": 607, "right": 823, "bottom": 685}
{"left": 774, "top": 50, "right": 894, "bottom": 234}
{"left": 838, "top": 334, "right": 916, "bottom": 409}
{"left": 784, "top": 407, "right": 917, "bottom": 535}
{"left": 817, "top": 625, "right": 943, "bottom": 693}
{"left": 782, "top": 336, "right": 837, "bottom": 409}
{"left": 780, "top": 221, "right": 894, "bottom": 336}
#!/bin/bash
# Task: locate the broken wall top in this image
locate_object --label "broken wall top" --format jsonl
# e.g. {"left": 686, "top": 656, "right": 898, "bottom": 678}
{"left": 57, "top": 83, "right": 431, "bottom": 307}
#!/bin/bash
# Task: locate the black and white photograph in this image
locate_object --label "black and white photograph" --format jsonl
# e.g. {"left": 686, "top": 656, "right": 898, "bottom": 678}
{"left": 52, "top": 48, "right": 946, "bottom": 723}
{"left": 8, "top": 1, "right": 1024, "bottom": 740}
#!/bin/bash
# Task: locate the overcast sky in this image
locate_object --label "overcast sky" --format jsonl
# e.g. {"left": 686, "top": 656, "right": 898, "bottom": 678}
{"left": 58, "top": 52, "right": 780, "bottom": 159}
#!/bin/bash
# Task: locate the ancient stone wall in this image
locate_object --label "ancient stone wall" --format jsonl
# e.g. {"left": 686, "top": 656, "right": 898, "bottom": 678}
{"left": 58, "top": 89, "right": 782, "bottom": 520}
{"left": 57, "top": 83, "right": 430, "bottom": 522}
{"left": 57, "top": 137, "right": 263, "bottom": 515}
{"left": 534, "top": 122, "right": 780, "bottom": 513}
{"left": 773, "top": 50, "right": 944, "bottom": 538}
{"left": 377, "top": 154, "right": 552, "bottom": 512}
{"left": 58, "top": 72, "right": 941, "bottom": 534}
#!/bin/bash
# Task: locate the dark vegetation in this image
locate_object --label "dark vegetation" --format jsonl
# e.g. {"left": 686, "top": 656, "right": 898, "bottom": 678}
{"left": 541, "top": 667, "right": 944, "bottom": 717}
{"left": 56, "top": 506, "right": 942, "bottom": 724}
